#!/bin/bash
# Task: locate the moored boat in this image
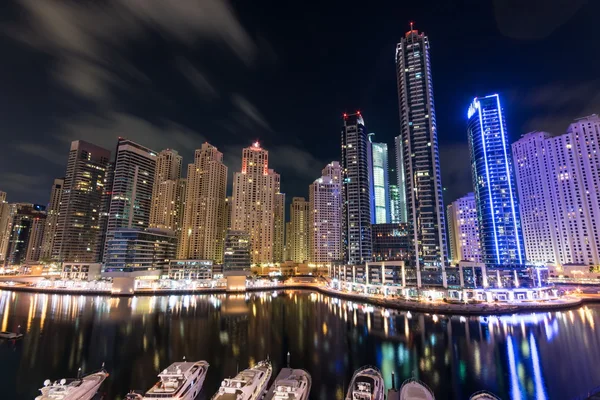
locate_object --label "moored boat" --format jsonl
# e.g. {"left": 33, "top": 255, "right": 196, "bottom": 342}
{"left": 0, "top": 331, "right": 23, "bottom": 340}
{"left": 143, "top": 360, "right": 209, "bottom": 400}
{"left": 265, "top": 368, "right": 311, "bottom": 400}
{"left": 212, "top": 359, "right": 273, "bottom": 400}
{"left": 399, "top": 378, "right": 435, "bottom": 400}
{"left": 345, "top": 365, "right": 385, "bottom": 400}
{"left": 35, "top": 369, "right": 108, "bottom": 400}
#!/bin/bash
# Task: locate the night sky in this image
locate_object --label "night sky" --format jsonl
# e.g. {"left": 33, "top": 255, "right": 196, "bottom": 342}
{"left": 1, "top": 0, "right": 599, "bottom": 208}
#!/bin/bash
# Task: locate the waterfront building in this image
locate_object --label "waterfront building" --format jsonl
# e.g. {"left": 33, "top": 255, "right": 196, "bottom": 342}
{"left": 341, "top": 112, "right": 373, "bottom": 264}
{"left": 288, "top": 197, "right": 309, "bottom": 263}
{"left": 273, "top": 192, "right": 286, "bottom": 263}
{"left": 60, "top": 262, "right": 101, "bottom": 281}
{"left": 103, "top": 138, "right": 157, "bottom": 261}
{"left": 168, "top": 259, "right": 214, "bottom": 280}
{"left": 103, "top": 228, "right": 177, "bottom": 278}
{"left": 5, "top": 204, "right": 46, "bottom": 266}
{"left": 309, "top": 161, "right": 343, "bottom": 264}
{"left": 53, "top": 140, "right": 110, "bottom": 262}
{"left": 0, "top": 192, "right": 11, "bottom": 263}
{"left": 467, "top": 94, "right": 525, "bottom": 265}
{"left": 369, "top": 141, "right": 391, "bottom": 223}
{"left": 512, "top": 115, "right": 600, "bottom": 266}
{"left": 25, "top": 214, "right": 46, "bottom": 264}
{"left": 395, "top": 26, "right": 447, "bottom": 269}
{"left": 231, "top": 142, "right": 281, "bottom": 264}
{"left": 447, "top": 193, "right": 482, "bottom": 264}
{"left": 393, "top": 137, "right": 407, "bottom": 223}
{"left": 223, "top": 229, "right": 251, "bottom": 273}
{"left": 149, "top": 149, "right": 184, "bottom": 234}
{"left": 40, "top": 178, "right": 64, "bottom": 261}
{"left": 371, "top": 223, "right": 410, "bottom": 262}
{"left": 178, "top": 143, "right": 227, "bottom": 263}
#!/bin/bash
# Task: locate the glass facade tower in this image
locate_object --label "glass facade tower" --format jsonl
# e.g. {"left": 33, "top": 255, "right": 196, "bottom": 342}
{"left": 370, "top": 141, "right": 391, "bottom": 224}
{"left": 467, "top": 94, "right": 525, "bottom": 265}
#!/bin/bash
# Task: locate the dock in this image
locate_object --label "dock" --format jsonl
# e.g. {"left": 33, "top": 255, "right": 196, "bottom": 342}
{"left": 264, "top": 368, "right": 294, "bottom": 400}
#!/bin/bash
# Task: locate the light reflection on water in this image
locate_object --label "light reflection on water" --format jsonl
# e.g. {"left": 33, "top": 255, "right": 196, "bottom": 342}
{"left": 0, "top": 290, "right": 599, "bottom": 399}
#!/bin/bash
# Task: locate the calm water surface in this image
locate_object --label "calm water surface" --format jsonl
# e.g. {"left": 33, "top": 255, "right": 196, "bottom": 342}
{"left": 1, "top": 289, "right": 599, "bottom": 400}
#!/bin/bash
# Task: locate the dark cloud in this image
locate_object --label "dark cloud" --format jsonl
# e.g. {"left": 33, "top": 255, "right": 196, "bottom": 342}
{"left": 231, "top": 94, "right": 272, "bottom": 131}
{"left": 440, "top": 143, "right": 473, "bottom": 205}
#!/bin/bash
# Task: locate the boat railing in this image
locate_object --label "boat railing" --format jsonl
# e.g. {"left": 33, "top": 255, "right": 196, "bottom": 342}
{"left": 468, "top": 390, "right": 501, "bottom": 400}
{"left": 400, "top": 378, "right": 435, "bottom": 396}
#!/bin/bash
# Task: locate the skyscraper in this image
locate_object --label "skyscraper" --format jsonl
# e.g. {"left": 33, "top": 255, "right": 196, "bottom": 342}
{"left": 0, "top": 192, "right": 11, "bottom": 263}
{"left": 393, "top": 136, "right": 407, "bottom": 223}
{"left": 231, "top": 142, "right": 281, "bottom": 264}
{"left": 6, "top": 204, "right": 46, "bottom": 266}
{"left": 288, "top": 197, "right": 309, "bottom": 263}
{"left": 447, "top": 193, "right": 481, "bottom": 264}
{"left": 467, "top": 94, "right": 524, "bottom": 265}
{"left": 149, "top": 149, "right": 183, "bottom": 234}
{"left": 25, "top": 214, "right": 46, "bottom": 264}
{"left": 395, "top": 26, "right": 447, "bottom": 269}
{"left": 389, "top": 185, "right": 401, "bottom": 223}
{"left": 512, "top": 115, "right": 600, "bottom": 266}
{"left": 370, "top": 141, "right": 391, "bottom": 224}
{"left": 40, "top": 178, "right": 64, "bottom": 261}
{"left": 310, "top": 161, "right": 343, "bottom": 264}
{"left": 341, "top": 112, "right": 372, "bottom": 264}
{"left": 53, "top": 141, "right": 110, "bottom": 262}
{"left": 103, "top": 138, "right": 157, "bottom": 260}
{"left": 178, "top": 143, "right": 227, "bottom": 263}
{"left": 273, "top": 192, "right": 286, "bottom": 263}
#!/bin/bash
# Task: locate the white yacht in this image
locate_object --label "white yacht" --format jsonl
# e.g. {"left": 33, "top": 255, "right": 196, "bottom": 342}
{"left": 399, "top": 378, "right": 435, "bottom": 400}
{"left": 0, "top": 331, "right": 23, "bottom": 340}
{"left": 265, "top": 368, "right": 311, "bottom": 400}
{"left": 345, "top": 366, "right": 385, "bottom": 400}
{"left": 212, "top": 360, "right": 273, "bottom": 400}
{"left": 35, "top": 370, "right": 108, "bottom": 400}
{"left": 143, "top": 360, "right": 209, "bottom": 400}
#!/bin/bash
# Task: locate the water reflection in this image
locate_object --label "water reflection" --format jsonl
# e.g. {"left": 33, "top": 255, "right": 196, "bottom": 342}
{"left": 0, "top": 290, "right": 599, "bottom": 399}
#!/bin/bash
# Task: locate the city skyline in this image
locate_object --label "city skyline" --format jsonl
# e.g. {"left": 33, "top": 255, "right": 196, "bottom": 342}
{"left": 2, "top": 2, "right": 599, "bottom": 208}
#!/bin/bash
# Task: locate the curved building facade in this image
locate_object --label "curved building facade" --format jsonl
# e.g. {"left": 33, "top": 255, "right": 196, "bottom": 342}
{"left": 467, "top": 94, "right": 525, "bottom": 265}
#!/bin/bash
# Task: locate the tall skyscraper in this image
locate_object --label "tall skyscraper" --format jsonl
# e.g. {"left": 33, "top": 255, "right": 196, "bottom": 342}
{"left": 103, "top": 138, "right": 156, "bottom": 260}
{"left": 0, "top": 192, "right": 11, "bottom": 263}
{"left": 310, "top": 161, "right": 343, "bottom": 264}
{"left": 231, "top": 142, "right": 281, "bottom": 264}
{"left": 370, "top": 141, "right": 391, "bottom": 224}
{"left": 273, "top": 192, "right": 286, "bottom": 263}
{"left": 53, "top": 141, "right": 110, "bottom": 262}
{"left": 178, "top": 143, "right": 227, "bottom": 263}
{"left": 395, "top": 26, "right": 447, "bottom": 269}
{"left": 287, "top": 197, "right": 309, "bottom": 263}
{"left": 5, "top": 204, "right": 46, "bottom": 266}
{"left": 223, "top": 229, "right": 251, "bottom": 272}
{"left": 447, "top": 193, "right": 482, "bottom": 264}
{"left": 341, "top": 112, "right": 372, "bottom": 264}
{"left": 467, "top": 94, "right": 524, "bottom": 265}
{"left": 40, "top": 178, "right": 64, "bottom": 261}
{"left": 513, "top": 115, "right": 600, "bottom": 266}
{"left": 25, "top": 214, "right": 46, "bottom": 264}
{"left": 149, "top": 149, "right": 183, "bottom": 234}
{"left": 389, "top": 185, "right": 401, "bottom": 223}
{"left": 393, "top": 136, "right": 407, "bottom": 223}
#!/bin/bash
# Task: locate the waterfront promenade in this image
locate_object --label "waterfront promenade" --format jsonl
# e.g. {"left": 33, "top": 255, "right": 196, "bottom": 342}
{"left": 0, "top": 276, "right": 587, "bottom": 315}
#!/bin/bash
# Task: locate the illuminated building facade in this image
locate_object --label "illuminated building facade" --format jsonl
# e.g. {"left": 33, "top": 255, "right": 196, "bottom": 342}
{"left": 178, "top": 143, "right": 227, "bottom": 263}
{"left": 149, "top": 149, "right": 184, "bottom": 234}
{"left": 0, "top": 192, "right": 11, "bottom": 263}
{"left": 310, "top": 161, "right": 343, "bottom": 264}
{"left": 223, "top": 229, "right": 251, "bottom": 272}
{"left": 467, "top": 94, "right": 524, "bottom": 265}
{"left": 371, "top": 223, "right": 410, "bottom": 261}
{"left": 341, "top": 112, "right": 373, "bottom": 264}
{"left": 395, "top": 26, "right": 447, "bottom": 269}
{"left": 512, "top": 115, "right": 600, "bottom": 265}
{"left": 40, "top": 178, "right": 64, "bottom": 260}
{"left": 5, "top": 204, "right": 46, "bottom": 266}
{"left": 231, "top": 142, "right": 281, "bottom": 264}
{"left": 288, "top": 197, "right": 309, "bottom": 263}
{"left": 447, "top": 192, "right": 481, "bottom": 264}
{"left": 370, "top": 141, "right": 391, "bottom": 223}
{"left": 53, "top": 140, "right": 110, "bottom": 262}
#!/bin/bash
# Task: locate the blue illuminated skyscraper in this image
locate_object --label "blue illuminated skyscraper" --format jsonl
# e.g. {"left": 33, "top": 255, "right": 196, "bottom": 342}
{"left": 467, "top": 94, "right": 525, "bottom": 265}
